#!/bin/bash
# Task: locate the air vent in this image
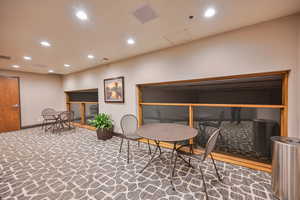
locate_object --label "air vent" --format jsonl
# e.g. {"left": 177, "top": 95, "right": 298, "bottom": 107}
{"left": 132, "top": 4, "right": 158, "bottom": 24}
{"left": 0, "top": 55, "right": 11, "bottom": 60}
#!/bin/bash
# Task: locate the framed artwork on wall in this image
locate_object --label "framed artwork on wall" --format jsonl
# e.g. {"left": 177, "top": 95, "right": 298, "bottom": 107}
{"left": 104, "top": 76, "right": 124, "bottom": 103}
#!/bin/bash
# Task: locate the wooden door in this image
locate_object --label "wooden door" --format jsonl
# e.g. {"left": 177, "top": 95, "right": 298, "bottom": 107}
{"left": 0, "top": 76, "right": 21, "bottom": 133}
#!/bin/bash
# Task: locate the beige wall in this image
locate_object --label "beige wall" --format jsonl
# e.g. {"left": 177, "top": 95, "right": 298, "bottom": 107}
{"left": 63, "top": 15, "right": 300, "bottom": 137}
{"left": 0, "top": 70, "right": 65, "bottom": 127}
{"left": 298, "top": 19, "right": 300, "bottom": 135}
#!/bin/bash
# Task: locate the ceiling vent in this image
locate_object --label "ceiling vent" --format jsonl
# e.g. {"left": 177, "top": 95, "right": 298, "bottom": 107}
{"left": 132, "top": 4, "right": 158, "bottom": 24}
{"left": 0, "top": 55, "right": 11, "bottom": 60}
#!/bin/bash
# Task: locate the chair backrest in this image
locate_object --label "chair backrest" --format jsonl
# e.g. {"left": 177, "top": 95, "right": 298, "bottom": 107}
{"left": 203, "top": 128, "right": 221, "bottom": 161}
{"left": 41, "top": 108, "right": 56, "bottom": 120}
{"left": 120, "top": 114, "right": 138, "bottom": 135}
{"left": 60, "top": 111, "right": 74, "bottom": 122}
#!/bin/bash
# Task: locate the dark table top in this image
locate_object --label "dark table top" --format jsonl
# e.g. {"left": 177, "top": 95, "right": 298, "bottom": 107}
{"left": 136, "top": 123, "right": 198, "bottom": 142}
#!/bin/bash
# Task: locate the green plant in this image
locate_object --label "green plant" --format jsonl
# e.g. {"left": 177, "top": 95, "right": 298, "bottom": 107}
{"left": 88, "top": 113, "right": 113, "bottom": 130}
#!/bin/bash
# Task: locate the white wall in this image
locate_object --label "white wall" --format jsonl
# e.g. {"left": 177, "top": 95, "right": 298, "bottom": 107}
{"left": 63, "top": 15, "right": 300, "bottom": 137}
{"left": 0, "top": 70, "right": 65, "bottom": 127}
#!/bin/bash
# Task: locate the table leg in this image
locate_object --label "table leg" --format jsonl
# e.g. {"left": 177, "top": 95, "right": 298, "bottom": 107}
{"left": 189, "top": 143, "right": 193, "bottom": 165}
{"left": 140, "top": 140, "right": 160, "bottom": 173}
{"left": 170, "top": 142, "right": 177, "bottom": 190}
{"left": 177, "top": 154, "right": 194, "bottom": 168}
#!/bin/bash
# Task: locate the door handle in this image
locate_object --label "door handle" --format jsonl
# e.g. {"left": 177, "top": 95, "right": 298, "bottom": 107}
{"left": 12, "top": 104, "right": 20, "bottom": 108}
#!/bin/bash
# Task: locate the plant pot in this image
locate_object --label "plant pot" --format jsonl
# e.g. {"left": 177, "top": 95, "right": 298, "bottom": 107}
{"left": 96, "top": 127, "right": 113, "bottom": 140}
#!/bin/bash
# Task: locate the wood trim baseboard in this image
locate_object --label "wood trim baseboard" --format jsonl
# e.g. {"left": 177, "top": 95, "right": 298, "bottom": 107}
{"left": 21, "top": 122, "right": 54, "bottom": 129}
{"left": 139, "top": 138, "right": 271, "bottom": 173}
{"left": 71, "top": 122, "right": 97, "bottom": 131}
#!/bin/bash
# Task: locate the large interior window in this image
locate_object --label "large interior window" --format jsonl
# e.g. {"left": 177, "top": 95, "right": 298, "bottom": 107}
{"left": 138, "top": 73, "right": 287, "bottom": 167}
{"left": 66, "top": 89, "right": 99, "bottom": 126}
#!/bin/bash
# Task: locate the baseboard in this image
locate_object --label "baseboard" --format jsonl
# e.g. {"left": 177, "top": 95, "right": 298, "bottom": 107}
{"left": 21, "top": 122, "right": 54, "bottom": 129}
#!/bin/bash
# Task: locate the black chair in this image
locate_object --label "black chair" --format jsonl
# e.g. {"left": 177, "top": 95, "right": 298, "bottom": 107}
{"left": 175, "top": 128, "right": 222, "bottom": 200}
{"left": 119, "top": 114, "right": 152, "bottom": 163}
{"left": 41, "top": 108, "right": 58, "bottom": 132}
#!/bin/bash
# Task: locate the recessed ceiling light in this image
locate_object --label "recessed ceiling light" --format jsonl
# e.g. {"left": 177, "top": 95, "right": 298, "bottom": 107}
{"left": 87, "top": 54, "right": 94, "bottom": 59}
{"left": 127, "top": 38, "right": 135, "bottom": 45}
{"left": 48, "top": 69, "right": 54, "bottom": 73}
{"left": 64, "top": 64, "right": 71, "bottom": 67}
{"left": 76, "top": 10, "right": 88, "bottom": 20}
{"left": 40, "top": 41, "right": 51, "bottom": 47}
{"left": 23, "top": 56, "right": 32, "bottom": 60}
{"left": 204, "top": 8, "right": 216, "bottom": 18}
{"left": 12, "top": 65, "right": 20, "bottom": 68}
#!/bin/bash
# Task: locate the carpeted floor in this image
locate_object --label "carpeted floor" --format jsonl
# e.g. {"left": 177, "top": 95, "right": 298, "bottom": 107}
{"left": 0, "top": 127, "right": 275, "bottom": 200}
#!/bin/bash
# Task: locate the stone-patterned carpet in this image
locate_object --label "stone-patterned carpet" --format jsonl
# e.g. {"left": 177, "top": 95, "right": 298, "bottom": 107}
{"left": 0, "top": 128, "right": 275, "bottom": 200}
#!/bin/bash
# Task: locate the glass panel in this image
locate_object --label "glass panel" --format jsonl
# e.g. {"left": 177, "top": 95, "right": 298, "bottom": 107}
{"left": 67, "top": 89, "right": 98, "bottom": 102}
{"left": 193, "top": 106, "right": 280, "bottom": 164}
{"left": 142, "top": 105, "right": 189, "bottom": 125}
{"left": 142, "top": 105, "right": 189, "bottom": 145}
{"left": 70, "top": 103, "right": 81, "bottom": 123}
{"left": 141, "top": 75, "right": 282, "bottom": 105}
{"left": 85, "top": 103, "right": 99, "bottom": 125}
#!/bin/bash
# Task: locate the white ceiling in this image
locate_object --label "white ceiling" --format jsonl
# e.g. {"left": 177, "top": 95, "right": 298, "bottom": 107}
{"left": 1, "top": 0, "right": 300, "bottom": 75}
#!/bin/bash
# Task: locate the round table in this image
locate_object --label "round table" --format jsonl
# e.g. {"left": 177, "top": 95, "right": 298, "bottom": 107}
{"left": 136, "top": 123, "right": 198, "bottom": 142}
{"left": 136, "top": 123, "right": 198, "bottom": 189}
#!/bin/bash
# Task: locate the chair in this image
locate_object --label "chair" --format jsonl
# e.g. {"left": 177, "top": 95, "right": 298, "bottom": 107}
{"left": 59, "top": 111, "right": 75, "bottom": 131}
{"left": 41, "top": 108, "right": 57, "bottom": 131}
{"left": 175, "top": 128, "right": 222, "bottom": 200}
{"left": 119, "top": 114, "right": 152, "bottom": 164}
{"left": 198, "top": 111, "right": 224, "bottom": 146}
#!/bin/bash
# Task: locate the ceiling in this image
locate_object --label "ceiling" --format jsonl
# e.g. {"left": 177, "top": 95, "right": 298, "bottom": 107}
{"left": 1, "top": 0, "right": 300, "bottom": 75}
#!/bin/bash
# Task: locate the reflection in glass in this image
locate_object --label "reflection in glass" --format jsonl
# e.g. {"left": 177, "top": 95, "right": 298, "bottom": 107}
{"left": 142, "top": 105, "right": 188, "bottom": 125}
{"left": 70, "top": 103, "right": 81, "bottom": 123}
{"left": 85, "top": 104, "right": 99, "bottom": 125}
{"left": 142, "top": 105, "right": 189, "bottom": 145}
{"left": 193, "top": 107, "right": 280, "bottom": 164}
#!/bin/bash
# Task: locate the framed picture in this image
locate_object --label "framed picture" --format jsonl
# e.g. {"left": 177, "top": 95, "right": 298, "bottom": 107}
{"left": 104, "top": 76, "right": 124, "bottom": 103}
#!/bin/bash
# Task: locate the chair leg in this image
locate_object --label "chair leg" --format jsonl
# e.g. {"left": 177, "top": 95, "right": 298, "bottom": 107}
{"left": 41, "top": 120, "right": 45, "bottom": 130}
{"left": 138, "top": 140, "right": 140, "bottom": 147}
{"left": 210, "top": 154, "right": 221, "bottom": 181}
{"left": 119, "top": 137, "right": 124, "bottom": 153}
{"left": 199, "top": 165, "right": 209, "bottom": 200}
{"left": 189, "top": 143, "right": 194, "bottom": 165}
{"left": 127, "top": 140, "right": 130, "bottom": 164}
{"left": 147, "top": 139, "right": 152, "bottom": 155}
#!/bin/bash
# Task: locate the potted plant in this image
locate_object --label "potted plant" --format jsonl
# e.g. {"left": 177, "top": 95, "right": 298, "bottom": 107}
{"left": 88, "top": 113, "right": 114, "bottom": 140}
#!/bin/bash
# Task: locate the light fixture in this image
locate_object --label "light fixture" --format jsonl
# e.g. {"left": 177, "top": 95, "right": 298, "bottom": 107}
{"left": 127, "top": 38, "right": 135, "bottom": 45}
{"left": 87, "top": 54, "right": 94, "bottom": 59}
{"left": 76, "top": 10, "right": 88, "bottom": 20}
{"left": 48, "top": 69, "right": 54, "bottom": 73}
{"left": 64, "top": 64, "right": 71, "bottom": 67}
{"left": 40, "top": 41, "right": 51, "bottom": 47}
{"left": 23, "top": 56, "right": 32, "bottom": 60}
{"left": 12, "top": 65, "right": 20, "bottom": 68}
{"left": 204, "top": 8, "right": 216, "bottom": 18}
